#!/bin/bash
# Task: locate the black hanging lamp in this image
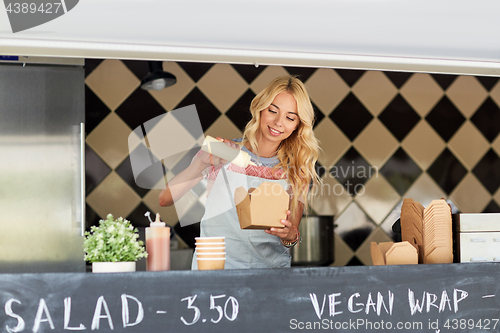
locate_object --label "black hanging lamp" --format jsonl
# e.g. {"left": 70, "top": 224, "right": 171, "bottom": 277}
{"left": 141, "top": 61, "right": 176, "bottom": 90}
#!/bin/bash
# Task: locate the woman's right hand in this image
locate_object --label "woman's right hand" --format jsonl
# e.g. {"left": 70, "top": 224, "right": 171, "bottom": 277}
{"left": 196, "top": 137, "right": 240, "bottom": 168}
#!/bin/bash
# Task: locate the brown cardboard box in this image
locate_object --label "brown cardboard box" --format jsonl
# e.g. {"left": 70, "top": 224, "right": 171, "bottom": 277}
{"left": 371, "top": 241, "right": 418, "bottom": 265}
{"left": 400, "top": 198, "right": 424, "bottom": 262}
{"left": 400, "top": 198, "right": 453, "bottom": 264}
{"left": 234, "top": 181, "right": 289, "bottom": 229}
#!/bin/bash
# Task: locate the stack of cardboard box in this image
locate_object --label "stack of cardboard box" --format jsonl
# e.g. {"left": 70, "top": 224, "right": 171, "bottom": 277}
{"left": 371, "top": 198, "right": 453, "bottom": 265}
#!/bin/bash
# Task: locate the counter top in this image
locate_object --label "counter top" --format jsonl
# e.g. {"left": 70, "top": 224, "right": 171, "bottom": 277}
{"left": 1, "top": 263, "right": 499, "bottom": 333}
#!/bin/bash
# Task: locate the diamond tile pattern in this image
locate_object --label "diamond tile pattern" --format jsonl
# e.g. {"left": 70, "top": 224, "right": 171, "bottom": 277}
{"left": 84, "top": 60, "right": 500, "bottom": 267}
{"left": 336, "top": 69, "right": 364, "bottom": 87}
{"left": 448, "top": 121, "right": 489, "bottom": 170}
{"left": 306, "top": 68, "right": 350, "bottom": 115}
{"left": 431, "top": 74, "right": 456, "bottom": 90}
{"left": 380, "top": 147, "right": 422, "bottom": 196}
{"left": 478, "top": 77, "right": 500, "bottom": 91}
{"left": 126, "top": 202, "right": 153, "bottom": 228}
{"left": 352, "top": 71, "right": 397, "bottom": 117}
{"left": 426, "top": 96, "right": 466, "bottom": 142}
{"left": 84, "top": 58, "right": 103, "bottom": 78}
{"left": 115, "top": 152, "right": 152, "bottom": 198}
{"left": 205, "top": 115, "right": 242, "bottom": 142}
{"left": 311, "top": 101, "right": 325, "bottom": 128}
{"left": 346, "top": 257, "right": 364, "bottom": 266}
{"left": 483, "top": 200, "right": 500, "bottom": 213}
{"left": 86, "top": 204, "right": 101, "bottom": 230}
{"left": 379, "top": 94, "right": 421, "bottom": 141}
{"left": 115, "top": 88, "right": 166, "bottom": 132}
{"left": 330, "top": 92, "right": 373, "bottom": 141}
{"left": 86, "top": 172, "right": 141, "bottom": 220}
{"left": 491, "top": 79, "right": 500, "bottom": 102}
{"left": 331, "top": 234, "right": 354, "bottom": 267}
{"left": 384, "top": 71, "right": 412, "bottom": 89}
{"left": 225, "top": 89, "right": 255, "bottom": 132}
{"left": 427, "top": 148, "right": 468, "bottom": 194}
{"left": 232, "top": 64, "right": 266, "bottom": 84}
{"left": 493, "top": 134, "right": 500, "bottom": 157}
{"left": 353, "top": 119, "right": 398, "bottom": 168}
{"left": 86, "top": 113, "right": 132, "bottom": 169}
{"left": 85, "top": 85, "right": 111, "bottom": 135}
{"left": 284, "top": 66, "right": 317, "bottom": 82}
{"left": 354, "top": 175, "right": 400, "bottom": 225}
{"left": 494, "top": 187, "right": 500, "bottom": 208}
{"left": 450, "top": 173, "right": 490, "bottom": 213}
{"left": 178, "top": 62, "right": 213, "bottom": 82}
{"left": 309, "top": 172, "right": 352, "bottom": 216}
{"left": 249, "top": 66, "right": 289, "bottom": 94}
{"left": 446, "top": 76, "right": 488, "bottom": 118}
{"left": 404, "top": 173, "right": 446, "bottom": 208}
{"left": 85, "top": 145, "right": 111, "bottom": 196}
{"left": 400, "top": 73, "right": 443, "bottom": 118}
{"left": 473, "top": 149, "right": 500, "bottom": 195}
{"left": 314, "top": 118, "right": 350, "bottom": 167}
{"left": 197, "top": 63, "right": 248, "bottom": 114}
{"left": 471, "top": 97, "right": 500, "bottom": 142}
{"left": 175, "top": 87, "right": 221, "bottom": 132}
{"left": 331, "top": 147, "right": 372, "bottom": 196}
{"left": 122, "top": 60, "right": 149, "bottom": 81}
{"left": 335, "top": 202, "right": 375, "bottom": 251}
{"left": 402, "top": 120, "right": 445, "bottom": 170}
{"left": 85, "top": 59, "right": 140, "bottom": 111}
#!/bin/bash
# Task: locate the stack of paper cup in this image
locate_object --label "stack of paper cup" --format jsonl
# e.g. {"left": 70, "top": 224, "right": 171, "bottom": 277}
{"left": 195, "top": 237, "right": 226, "bottom": 270}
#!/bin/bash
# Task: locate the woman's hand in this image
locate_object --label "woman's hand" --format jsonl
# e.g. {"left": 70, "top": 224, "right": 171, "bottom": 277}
{"left": 196, "top": 137, "right": 239, "bottom": 168}
{"left": 265, "top": 210, "right": 297, "bottom": 241}
{"left": 160, "top": 137, "right": 238, "bottom": 207}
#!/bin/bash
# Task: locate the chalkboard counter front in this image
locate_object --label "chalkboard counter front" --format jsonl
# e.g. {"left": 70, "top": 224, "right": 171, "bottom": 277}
{"left": 1, "top": 263, "right": 500, "bottom": 333}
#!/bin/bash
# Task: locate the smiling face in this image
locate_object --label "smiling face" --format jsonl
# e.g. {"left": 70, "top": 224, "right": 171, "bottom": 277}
{"left": 258, "top": 91, "right": 300, "bottom": 147}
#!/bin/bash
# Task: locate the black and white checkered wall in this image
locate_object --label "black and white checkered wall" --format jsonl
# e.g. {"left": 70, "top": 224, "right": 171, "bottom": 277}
{"left": 84, "top": 59, "right": 500, "bottom": 266}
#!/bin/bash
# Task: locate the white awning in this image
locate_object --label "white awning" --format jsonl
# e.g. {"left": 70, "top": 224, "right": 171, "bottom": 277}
{"left": 1, "top": 0, "right": 500, "bottom": 76}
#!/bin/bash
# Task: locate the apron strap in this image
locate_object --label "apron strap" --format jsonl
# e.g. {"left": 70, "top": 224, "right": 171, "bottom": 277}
{"left": 221, "top": 165, "right": 235, "bottom": 208}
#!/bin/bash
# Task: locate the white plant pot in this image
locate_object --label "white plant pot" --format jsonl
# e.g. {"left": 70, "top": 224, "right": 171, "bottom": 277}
{"left": 92, "top": 261, "right": 136, "bottom": 273}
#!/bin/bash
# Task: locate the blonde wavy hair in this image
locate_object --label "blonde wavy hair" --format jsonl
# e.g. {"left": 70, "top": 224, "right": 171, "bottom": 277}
{"left": 242, "top": 76, "right": 320, "bottom": 220}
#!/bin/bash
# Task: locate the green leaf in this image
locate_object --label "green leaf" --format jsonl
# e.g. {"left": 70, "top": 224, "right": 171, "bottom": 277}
{"left": 83, "top": 214, "right": 147, "bottom": 263}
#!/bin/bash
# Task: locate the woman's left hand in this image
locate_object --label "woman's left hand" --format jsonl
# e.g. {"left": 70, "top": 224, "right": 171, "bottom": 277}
{"left": 265, "top": 210, "right": 297, "bottom": 241}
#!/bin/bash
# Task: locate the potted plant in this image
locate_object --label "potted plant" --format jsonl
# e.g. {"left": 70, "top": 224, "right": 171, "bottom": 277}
{"left": 84, "top": 214, "right": 147, "bottom": 273}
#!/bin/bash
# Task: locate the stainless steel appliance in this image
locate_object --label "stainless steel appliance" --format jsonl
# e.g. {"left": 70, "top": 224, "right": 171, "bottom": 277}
{"left": 290, "top": 216, "right": 335, "bottom": 266}
{"left": 0, "top": 58, "right": 85, "bottom": 273}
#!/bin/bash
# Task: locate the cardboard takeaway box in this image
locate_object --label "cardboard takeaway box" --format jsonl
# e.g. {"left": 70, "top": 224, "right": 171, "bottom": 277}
{"left": 371, "top": 241, "right": 418, "bottom": 265}
{"left": 234, "top": 181, "right": 289, "bottom": 229}
{"left": 400, "top": 198, "right": 453, "bottom": 264}
{"left": 370, "top": 198, "right": 453, "bottom": 266}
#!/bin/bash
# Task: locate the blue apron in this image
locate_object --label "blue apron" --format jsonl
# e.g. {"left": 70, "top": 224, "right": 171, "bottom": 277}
{"left": 192, "top": 164, "right": 291, "bottom": 269}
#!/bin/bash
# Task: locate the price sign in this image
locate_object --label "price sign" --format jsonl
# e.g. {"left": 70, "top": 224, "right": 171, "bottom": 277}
{"left": 0, "top": 264, "right": 499, "bottom": 332}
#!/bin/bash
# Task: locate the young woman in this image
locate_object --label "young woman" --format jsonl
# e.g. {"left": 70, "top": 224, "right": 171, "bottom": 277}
{"left": 159, "top": 76, "right": 320, "bottom": 269}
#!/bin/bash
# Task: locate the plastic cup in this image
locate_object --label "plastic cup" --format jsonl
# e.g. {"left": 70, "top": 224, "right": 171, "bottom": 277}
{"left": 195, "top": 237, "right": 225, "bottom": 243}
{"left": 197, "top": 258, "right": 225, "bottom": 270}
{"left": 196, "top": 252, "right": 226, "bottom": 259}
{"left": 196, "top": 247, "right": 225, "bottom": 253}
